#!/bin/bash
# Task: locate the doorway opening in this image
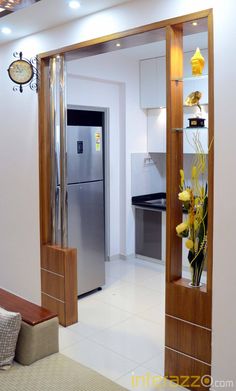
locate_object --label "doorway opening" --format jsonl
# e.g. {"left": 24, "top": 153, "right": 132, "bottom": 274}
{"left": 38, "top": 9, "right": 213, "bottom": 391}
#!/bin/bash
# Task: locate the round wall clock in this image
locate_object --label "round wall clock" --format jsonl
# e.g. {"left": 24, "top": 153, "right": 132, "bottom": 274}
{"left": 7, "top": 52, "right": 38, "bottom": 93}
{"left": 8, "top": 59, "right": 34, "bottom": 85}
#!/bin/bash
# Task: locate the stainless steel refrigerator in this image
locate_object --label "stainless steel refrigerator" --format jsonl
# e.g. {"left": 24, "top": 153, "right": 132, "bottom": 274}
{"left": 57, "top": 125, "right": 105, "bottom": 296}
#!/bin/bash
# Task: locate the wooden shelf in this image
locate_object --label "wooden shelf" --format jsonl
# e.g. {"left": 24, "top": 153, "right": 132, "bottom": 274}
{"left": 173, "top": 277, "right": 207, "bottom": 293}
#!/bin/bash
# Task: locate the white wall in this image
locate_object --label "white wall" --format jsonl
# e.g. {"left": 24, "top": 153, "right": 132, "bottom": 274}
{"left": 131, "top": 153, "right": 165, "bottom": 196}
{"left": 0, "top": 0, "right": 236, "bottom": 383}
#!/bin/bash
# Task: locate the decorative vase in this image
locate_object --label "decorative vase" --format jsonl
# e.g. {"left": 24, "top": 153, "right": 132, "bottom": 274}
{"left": 188, "top": 251, "right": 206, "bottom": 287}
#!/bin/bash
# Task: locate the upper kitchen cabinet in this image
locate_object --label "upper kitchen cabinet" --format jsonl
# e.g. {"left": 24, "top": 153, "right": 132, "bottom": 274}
{"left": 140, "top": 56, "right": 166, "bottom": 109}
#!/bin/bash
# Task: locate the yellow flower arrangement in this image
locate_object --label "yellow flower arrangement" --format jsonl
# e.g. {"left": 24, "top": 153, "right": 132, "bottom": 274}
{"left": 176, "top": 132, "right": 208, "bottom": 287}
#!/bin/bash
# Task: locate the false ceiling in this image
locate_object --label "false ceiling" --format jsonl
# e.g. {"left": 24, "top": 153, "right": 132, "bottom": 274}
{"left": 0, "top": 0, "right": 130, "bottom": 45}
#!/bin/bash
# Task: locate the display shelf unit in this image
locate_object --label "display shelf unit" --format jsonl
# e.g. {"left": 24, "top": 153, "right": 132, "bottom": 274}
{"left": 172, "top": 74, "right": 208, "bottom": 82}
{"left": 165, "top": 10, "right": 214, "bottom": 391}
{"left": 172, "top": 126, "right": 208, "bottom": 131}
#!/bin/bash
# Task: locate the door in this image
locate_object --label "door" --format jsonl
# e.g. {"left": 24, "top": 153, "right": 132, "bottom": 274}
{"left": 67, "top": 126, "right": 103, "bottom": 184}
{"left": 67, "top": 181, "right": 105, "bottom": 295}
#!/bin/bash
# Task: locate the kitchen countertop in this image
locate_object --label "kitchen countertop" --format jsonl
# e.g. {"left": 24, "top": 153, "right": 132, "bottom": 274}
{"left": 132, "top": 192, "right": 188, "bottom": 213}
{"left": 132, "top": 192, "right": 166, "bottom": 211}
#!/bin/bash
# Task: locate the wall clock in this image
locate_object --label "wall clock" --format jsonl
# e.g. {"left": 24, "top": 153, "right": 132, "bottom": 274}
{"left": 7, "top": 52, "right": 38, "bottom": 93}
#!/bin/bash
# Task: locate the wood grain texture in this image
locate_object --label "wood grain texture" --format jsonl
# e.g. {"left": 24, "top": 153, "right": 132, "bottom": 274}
{"left": 38, "top": 57, "right": 78, "bottom": 327}
{"left": 165, "top": 348, "right": 211, "bottom": 391}
{"left": 41, "top": 244, "right": 66, "bottom": 275}
{"left": 166, "top": 25, "right": 183, "bottom": 283}
{"left": 41, "top": 269, "right": 65, "bottom": 301}
{"left": 166, "top": 279, "right": 211, "bottom": 328}
{"left": 165, "top": 315, "right": 211, "bottom": 364}
{"left": 41, "top": 245, "right": 78, "bottom": 326}
{"left": 64, "top": 249, "right": 78, "bottom": 325}
{"left": 41, "top": 293, "right": 65, "bottom": 326}
{"left": 206, "top": 11, "right": 214, "bottom": 294}
{"left": 0, "top": 288, "right": 57, "bottom": 326}
{"left": 38, "top": 57, "right": 51, "bottom": 246}
{"left": 38, "top": 10, "right": 212, "bottom": 60}
{"left": 165, "top": 11, "right": 214, "bottom": 386}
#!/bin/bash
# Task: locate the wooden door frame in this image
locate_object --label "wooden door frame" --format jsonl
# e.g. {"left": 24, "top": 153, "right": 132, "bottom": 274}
{"left": 38, "top": 8, "right": 214, "bottom": 385}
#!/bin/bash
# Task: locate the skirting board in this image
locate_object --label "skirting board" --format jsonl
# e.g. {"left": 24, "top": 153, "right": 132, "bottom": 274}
{"left": 108, "top": 254, "right": 135, "bottom": 261}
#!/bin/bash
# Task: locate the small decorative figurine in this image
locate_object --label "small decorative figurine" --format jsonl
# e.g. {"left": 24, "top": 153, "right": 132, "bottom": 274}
{"left": 191, "top": 47, "right": 205, "bottom": 76}
{"left": 185, "top": 91, "right": 205, "bottom": 128}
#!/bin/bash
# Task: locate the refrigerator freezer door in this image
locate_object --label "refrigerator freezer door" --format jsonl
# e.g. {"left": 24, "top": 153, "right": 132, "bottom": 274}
{"left": 68, "top": 181, "right": 105, "bottom": 295}
{"left": 67, "top": 126, "right": 103, "bottom": 184}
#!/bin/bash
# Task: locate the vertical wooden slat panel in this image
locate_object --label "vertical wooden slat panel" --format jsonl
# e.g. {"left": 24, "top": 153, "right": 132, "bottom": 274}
{"left": 206, "top": 11, "right": 214, "bottom": 294}
{"left": 38, "top": 57, "right": 51, "bottom": 245}
{"left": 166, "top": 25, "right": 183, "bottom": 283}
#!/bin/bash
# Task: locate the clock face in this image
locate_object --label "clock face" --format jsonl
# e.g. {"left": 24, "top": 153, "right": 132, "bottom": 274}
{"left": 8, "top": 60, "right": 34, "bottom": 85}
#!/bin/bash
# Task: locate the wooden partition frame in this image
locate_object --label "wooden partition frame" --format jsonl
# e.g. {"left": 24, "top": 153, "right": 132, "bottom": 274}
{"left": 38, "top": 8, "right": 214, "bottom": 384}
{"left": 165, "top": 12, "right": 214, "bottom": 391}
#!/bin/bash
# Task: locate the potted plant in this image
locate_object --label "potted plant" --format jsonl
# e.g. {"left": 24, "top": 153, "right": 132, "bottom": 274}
{"left": 176, "top": 133, "right": 208, "bottom": 287}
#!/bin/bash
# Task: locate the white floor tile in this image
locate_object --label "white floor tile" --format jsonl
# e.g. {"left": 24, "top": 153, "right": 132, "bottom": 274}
{"left": 90, "top": 315, "right": 164, "bottom": 364}
{"left": 62, "top": 339, "right": 137, "bottom": 381}
{"left": 78, "top": 296, "right": 132, "bottom": 328}
{"left": 137, "top": 304, "right": 165, "bottom": 325}
{"left": 59, "top": 326, "right": 83, "bottom": 351}
{"left": 116, "top": 366, "right": 165, "bottom": 391}
{"left": 93, "top": 280, "right": 165, "bottom": 314}
{"left": 142, "top": 351, "right": 165, "bottom": 376}
{"left": 59, "top": 256, "right": 167, "bottom": 386}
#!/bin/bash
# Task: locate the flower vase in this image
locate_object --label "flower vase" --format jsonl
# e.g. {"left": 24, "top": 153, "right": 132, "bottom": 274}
{"left": 189, "top": 254, "right": 205, "bottom": 287}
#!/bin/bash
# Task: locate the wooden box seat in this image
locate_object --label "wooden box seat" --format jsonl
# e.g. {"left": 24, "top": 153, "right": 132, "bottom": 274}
{"left": 0, "top": 288, "right": 59, "bottom": 365}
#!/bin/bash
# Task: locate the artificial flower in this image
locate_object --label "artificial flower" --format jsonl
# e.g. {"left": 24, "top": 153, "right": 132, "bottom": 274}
{"left": 185, "top": 239, "right": 194, "bottom": 250}
{"left": 178, "top": 190, "right": 190, "bottom": 202}
{"left": 176, "top": 222, "right": 189, "bottom": 237}
{"left": 180, "top": 169, "right": 185, "bottom": 188}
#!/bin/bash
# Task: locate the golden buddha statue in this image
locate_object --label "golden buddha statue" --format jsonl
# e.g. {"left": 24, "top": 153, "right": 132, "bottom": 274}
{"left": 191, "top": 48, "right": 205, "bottom": 76}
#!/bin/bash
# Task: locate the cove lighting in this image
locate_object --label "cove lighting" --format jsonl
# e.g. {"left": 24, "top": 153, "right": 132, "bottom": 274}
{"left": 68, "top": 0, "right": 80, "bottom": 9}
{"left": 1, "top": 27, "right": 11, "bottom": 35}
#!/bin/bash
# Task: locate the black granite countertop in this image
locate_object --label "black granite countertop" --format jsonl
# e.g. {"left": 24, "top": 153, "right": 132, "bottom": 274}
{"left": 132, "top": 192, "right": 167, "bottom": 211}
{"left": 132, "top": 192, "right": 188, "bottom": 214}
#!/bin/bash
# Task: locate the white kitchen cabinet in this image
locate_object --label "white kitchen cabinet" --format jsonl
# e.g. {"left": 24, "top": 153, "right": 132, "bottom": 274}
{"left": 140, "top": 57, "right": 166, "bottom": 109}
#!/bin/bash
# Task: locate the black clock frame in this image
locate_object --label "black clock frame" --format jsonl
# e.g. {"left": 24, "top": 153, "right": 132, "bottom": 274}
{"left": 7, "top": 51, "right": 39, "bottom": 93}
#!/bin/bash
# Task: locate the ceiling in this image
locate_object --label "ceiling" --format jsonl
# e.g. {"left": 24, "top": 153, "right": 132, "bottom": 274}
{"left": 0, "top": 0, "right": 40, "bottom": 15}
{"left": 0, "top": 0, "right": 130, "bottom": 45}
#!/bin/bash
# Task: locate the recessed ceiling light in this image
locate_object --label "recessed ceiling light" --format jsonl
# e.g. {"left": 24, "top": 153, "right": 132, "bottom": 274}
{"left": 68, "top": 0, "right": 81, "bottom": 9}
{"left": 1, "top": 27, "right": 12, "bottom": 35}
{"left": 116, "top": 43, "right": 121, "bottom": 47}
{"left": 192, "top": 21, "right": 198, "bottom": 26}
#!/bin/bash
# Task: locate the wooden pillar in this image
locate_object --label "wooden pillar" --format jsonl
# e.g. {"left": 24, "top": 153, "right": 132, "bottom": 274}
{"left": 165, "top": 14, "right": 214, "bottom": 390}
{"left": 38, "top": 57, "right": 78, "bottom": 327}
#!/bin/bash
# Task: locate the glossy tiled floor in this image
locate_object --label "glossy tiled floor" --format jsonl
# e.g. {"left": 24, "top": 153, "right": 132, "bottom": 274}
{"left": 59, "top": 258, "right": 184, "bottom": 390}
